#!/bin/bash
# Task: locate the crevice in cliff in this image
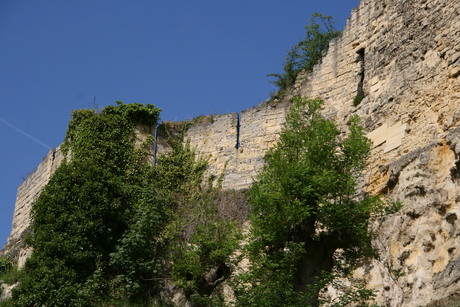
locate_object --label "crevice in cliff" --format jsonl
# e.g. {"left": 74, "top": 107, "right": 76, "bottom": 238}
{"left": 235, "top": 112, "right": 241, "bottom": 149}
{"left": 356, "top": 48, "right": 365, "bottom": 98}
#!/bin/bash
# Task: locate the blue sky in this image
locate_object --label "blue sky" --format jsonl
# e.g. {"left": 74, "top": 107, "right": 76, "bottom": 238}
{"left": 0, "top": 0, "right": 360, "bottom": 248}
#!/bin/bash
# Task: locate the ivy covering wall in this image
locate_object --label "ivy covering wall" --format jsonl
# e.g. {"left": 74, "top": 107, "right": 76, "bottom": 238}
{"left": 1, "top": 102, "right": 245, "bottom": 307}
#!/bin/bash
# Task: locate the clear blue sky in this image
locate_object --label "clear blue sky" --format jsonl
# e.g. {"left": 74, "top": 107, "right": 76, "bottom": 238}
{"left": 0, "top": 0, "right": 360, "bottom": 248}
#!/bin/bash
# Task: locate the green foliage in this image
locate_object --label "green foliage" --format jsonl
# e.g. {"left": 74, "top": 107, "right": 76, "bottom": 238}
{"left": 156, "top": 141, "right": 207, "bottom": 193}
{"left": 235, "top": 96, "right": 384, "bottom": 306}
{"left": 155, "top": 134, "right": 243, "bottom": 305}
{"left": 170, "top": 189, "right": 243, "bottom": 305}
{"left": 4, "top": 97, "right": 388, "bottom": 306}
{"left": 269, "top": 13, "right": 341, "bottom": 95}
{"left": 233, "top": 241, "right": 311, "bottom": 307}
{"left": 61, "top": 108, "right": 96, "bottom": 156}
{"left": 106, "top": 190, "right": 172, "bottom": 303}
{"left": 353, "top": 95, "right": 364, "bottom": 106}
{"left": 9, "top": 102, "right": 162, "bottom": 306}
{"left": 8, "top": 100, "right": 242, "bottom": 306}
{"left": 103, "top": 101, "right": 161, "bottom": 126}
{"left": 0, "top": 256, "right": 12, "bottom": 275}
{"left": 0, "top": 256, "right": 23, "bottom": 288}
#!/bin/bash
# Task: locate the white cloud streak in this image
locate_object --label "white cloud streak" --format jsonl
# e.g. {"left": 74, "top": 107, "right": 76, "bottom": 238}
{"left": 0, "top": 118, "right": 51, "bottom": 150}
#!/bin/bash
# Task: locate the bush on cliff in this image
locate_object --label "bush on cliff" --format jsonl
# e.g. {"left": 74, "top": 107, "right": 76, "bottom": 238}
{"left": 269, "top": 13, "right": 341, "bottom": 98}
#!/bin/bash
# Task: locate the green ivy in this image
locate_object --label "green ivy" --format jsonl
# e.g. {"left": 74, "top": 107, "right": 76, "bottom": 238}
{"left": 103, "top": 101, "right": 161, "bottom": 126}
{"left": 9, "top": 102, "right": 162, "bottom": 306}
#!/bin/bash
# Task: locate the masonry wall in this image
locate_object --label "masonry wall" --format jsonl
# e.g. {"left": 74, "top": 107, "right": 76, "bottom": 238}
{"left": 1, "top": 148, "right": 64, "bottom": 266}
{"left": 178, "top": 0, "right": 460, "bottom": 195}
{"left": 286, "top": 0, "right": 460, "bottom": 305}
{"left": 178, "top": 102, "right": 288, "bottom": 190}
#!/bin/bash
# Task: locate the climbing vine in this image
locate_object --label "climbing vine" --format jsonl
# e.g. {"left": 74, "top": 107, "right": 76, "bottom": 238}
{"left": 7, "top": 102, "right": 162, "bottom": 306}
{"left": 3, "top": 103, "right": 244, "bottom": 307}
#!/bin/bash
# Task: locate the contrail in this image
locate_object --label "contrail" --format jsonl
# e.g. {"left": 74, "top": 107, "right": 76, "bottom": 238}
{"left": 0, "top": 118, "right": 51, "bottom": 150}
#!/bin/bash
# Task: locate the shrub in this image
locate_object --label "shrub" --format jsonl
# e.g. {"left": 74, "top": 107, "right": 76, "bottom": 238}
{"left": 353, "top": 95, "right": 364, "bottom": 106}
{"left": 269, "top": 13, "right": 341, "bottom": 96}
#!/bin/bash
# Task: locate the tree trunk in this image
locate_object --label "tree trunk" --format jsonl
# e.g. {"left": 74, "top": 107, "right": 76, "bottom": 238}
{"left": 293, "top": 240, "right": 336, "bottom": 306}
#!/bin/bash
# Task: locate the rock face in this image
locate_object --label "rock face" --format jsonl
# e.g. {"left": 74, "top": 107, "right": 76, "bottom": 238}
{"left": 353, "top": 139, "right": 460, "bottom": 306}
{"left": 2, "top": 0, "right": 459, "bottom": 305}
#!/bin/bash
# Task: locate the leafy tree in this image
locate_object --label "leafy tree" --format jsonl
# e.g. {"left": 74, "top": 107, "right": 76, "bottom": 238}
{"left": 236, "top": 97, "right": 384, "bottom": 306}
{"left": 105, "top": 189, "right": 172, "bottom": 304}
{"left": 269, "top": 13, "right": 341, "bottom": 95}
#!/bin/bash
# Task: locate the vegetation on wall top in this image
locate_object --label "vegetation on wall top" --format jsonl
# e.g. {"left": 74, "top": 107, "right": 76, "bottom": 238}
{"left": 269, "top": 13, "right": 341, "bottom": 99}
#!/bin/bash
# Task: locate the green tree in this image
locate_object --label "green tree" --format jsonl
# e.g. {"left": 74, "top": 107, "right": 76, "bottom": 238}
{"left": 9, "top": 102, "right": 162, "bottom": 306}
{"left": 269, "top": 13, "right": 341, "bottom": 95}
{"left": 236, "top": 97, "right": 383, "bottom": 306}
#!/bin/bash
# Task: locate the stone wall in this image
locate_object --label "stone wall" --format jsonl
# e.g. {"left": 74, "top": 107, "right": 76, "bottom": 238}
{"left": 355, "top": 136, "right": 460, "bottom": 306}
{"left": 1, "top": 147, "right": 64, "bottom": 267}
{"left": 178, "top": 102, "right": 288, "bottom": 190}
{"left": 292, "top": 0, "right": 460, "bottom": 195}
{"left": 163, "top": 0, "right": 460, "bottom": 304}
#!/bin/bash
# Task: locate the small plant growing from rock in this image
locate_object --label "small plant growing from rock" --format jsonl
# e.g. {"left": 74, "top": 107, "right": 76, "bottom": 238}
{"left": 353, "top": 95, "right": 365, "bottom": 106}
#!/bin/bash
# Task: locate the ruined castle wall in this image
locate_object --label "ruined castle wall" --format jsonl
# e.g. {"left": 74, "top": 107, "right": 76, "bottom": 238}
{"left": 2, "top": 148, "right": 64, "bottom": 266}
{"left": 176, "top": 0, "right": 460, "bottom": 304}
{"left": 180, "top": 102, "right": 288, "bottom": 191}
{"left": 293, "top": 0, "right": 460, "bottom": 192}
{"left": 3, "top": 0, "right": 460, "bottom": 304}
{"left": 180, "top": 0, "right": 460, "bottom": 197}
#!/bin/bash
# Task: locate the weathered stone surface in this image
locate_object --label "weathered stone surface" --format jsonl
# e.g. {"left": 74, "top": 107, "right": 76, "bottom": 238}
{"left": 0, "top": 283, "right": 17, "bottom": 301}
{"left": 350, "top": 141, "right": 460, "bottom": 306}
{"left": 0, "top": 147, "right": 64, "bottom": 266}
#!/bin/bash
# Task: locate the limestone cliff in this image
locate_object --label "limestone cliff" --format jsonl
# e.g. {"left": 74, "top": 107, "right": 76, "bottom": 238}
{"left": 2, "top": 0, "right": 460, "bottom": 305}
